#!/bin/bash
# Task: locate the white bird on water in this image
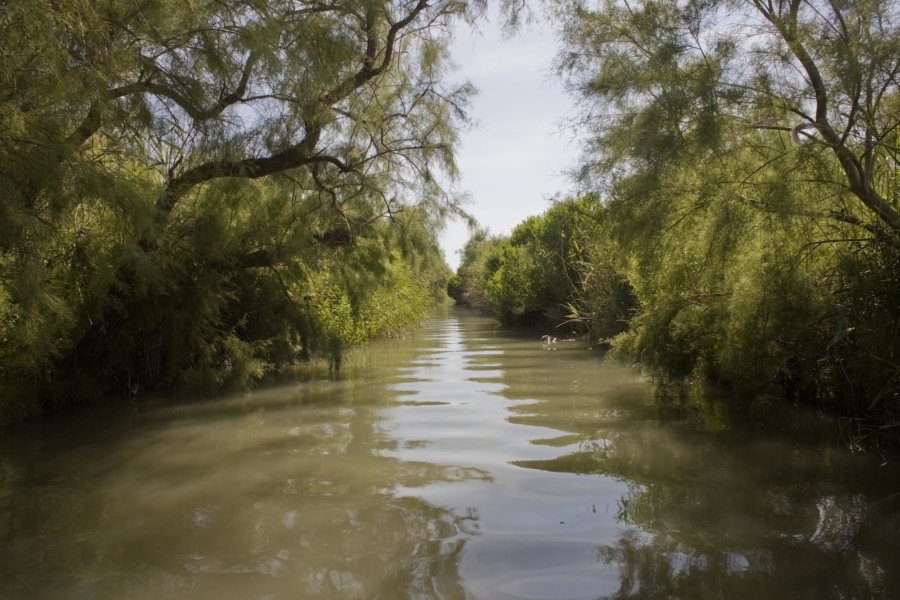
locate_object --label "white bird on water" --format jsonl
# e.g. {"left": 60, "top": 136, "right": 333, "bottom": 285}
{"left": 542, "top": 335, "right": 577, "bottom": 344}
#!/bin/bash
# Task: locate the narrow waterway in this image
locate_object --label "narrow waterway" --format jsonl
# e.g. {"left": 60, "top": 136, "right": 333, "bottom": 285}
{"left": 1, "top": 308, "right": 898, "bottom": 599}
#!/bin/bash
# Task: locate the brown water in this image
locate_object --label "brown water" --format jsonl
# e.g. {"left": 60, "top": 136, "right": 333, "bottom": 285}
{"left": 1, "top": 308, "right": 899, "bottom": 599}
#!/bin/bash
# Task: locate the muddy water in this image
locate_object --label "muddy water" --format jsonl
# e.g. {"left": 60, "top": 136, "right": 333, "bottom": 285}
{"left": 1, "top": 308, "right": 898, "bottom": 599}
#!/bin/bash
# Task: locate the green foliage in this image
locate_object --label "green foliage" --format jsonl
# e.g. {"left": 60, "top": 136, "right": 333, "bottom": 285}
{"left": 451, "top": 197, "right": 634, "bottom": 330}
{"left": 567, "top": 213, "right": 635, "bottom": 343}
{"left": 448, "top": 228, "right": 507, "bottom": 312}
{"left": 0, "top": 0, "right": 466, "bottom": 426}
{"left": 817, "top": 242, "right": 900, "bottom": 441}
{"left": 302, "top": 254, "right": 438, "bottom": 365}
{"left": 550, "top": 0, "right": 900, "bottom": 440}
{"left": 486, "top": 199, "right": 587, "bottom": 324}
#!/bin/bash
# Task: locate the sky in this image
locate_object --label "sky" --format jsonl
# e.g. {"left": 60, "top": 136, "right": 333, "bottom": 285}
{"left": 438, "top": 15, "right": 580, "bottom": 271}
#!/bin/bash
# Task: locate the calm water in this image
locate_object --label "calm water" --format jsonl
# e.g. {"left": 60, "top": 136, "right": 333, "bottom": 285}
{"left": 1, "top": 308, "right": 899, "bottom": 599}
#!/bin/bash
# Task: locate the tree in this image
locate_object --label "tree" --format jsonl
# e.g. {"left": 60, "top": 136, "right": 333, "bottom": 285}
{"left": 0, "top": 0, "right": 477, "bottom": 423}
{"left": 551, "top": 0, "right": 900, "bottom": 435}
{"left": 450, "top": 197, "right": 633, "bottom": 331}
{"left": 553, "top": 0, "right": 900, "bottom": 235}
{"left": 1, "top": 0, "right": 476, "bottom": 247}
{"left": 486, "top": 198, "right": 590, "bottom": 324}
{"left": 448, "top": 227, "right": 506, "bottom": 312}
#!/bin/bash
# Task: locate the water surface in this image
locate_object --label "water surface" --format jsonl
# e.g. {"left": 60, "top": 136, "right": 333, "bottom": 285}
{"left": 1, "top": 309, "right": 898, "bottom": 599}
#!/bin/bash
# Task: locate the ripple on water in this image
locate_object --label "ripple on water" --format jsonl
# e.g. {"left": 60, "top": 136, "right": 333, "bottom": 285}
{"left": 462, "top": 536, "right": 621, "bottom": 600}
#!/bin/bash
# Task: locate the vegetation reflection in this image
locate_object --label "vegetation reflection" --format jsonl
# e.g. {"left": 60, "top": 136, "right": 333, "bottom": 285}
{"left": 481, "top": 341, "right": 900, "bottom": 599}
{"left": 0, "top": 366, "right": 487, "bottom": 599}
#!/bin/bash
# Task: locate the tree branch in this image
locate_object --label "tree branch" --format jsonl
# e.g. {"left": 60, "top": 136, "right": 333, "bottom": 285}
{"left": 237, "top": 227, "right": 356, "bottom": 269}
{"left": 755, "top": 1, "right": 900, "bottom": 229}
{"left": 827, "top": 210, "right": 896, "bottom": 242}
{"left": 111, "top": 50, "right": 258, "bottom": 122}
{"left": 157, "top": 0, "right": 434, "bottom": 217}
{"left": 160, "top": 132, "right": 352, "bottom": 214}
{"left": 320, "top": 0, "right": 431, "bottom": 107}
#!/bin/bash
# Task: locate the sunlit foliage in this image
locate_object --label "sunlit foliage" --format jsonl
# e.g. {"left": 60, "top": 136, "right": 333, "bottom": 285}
{"left": 0, "top": 0, "right": 475, "bottom": 425}
{"left": 447, "top": 227, "right": 507, "bottom": 313}
{"left": 451, "top": 197, "right": 634, "bottom": 331}
{"left": 549, "top": 0, "right": 900, "bottom": 441}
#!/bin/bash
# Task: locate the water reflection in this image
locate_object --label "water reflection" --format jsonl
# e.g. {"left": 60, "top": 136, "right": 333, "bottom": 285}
{"left": 504, "top": 362, "right": 900, "bottom": 598}
{"left": 0, "top": 308, "right": 898, "bottom": 599}
{"left": 0, "top": 358, "right": 484, "bottom": 598}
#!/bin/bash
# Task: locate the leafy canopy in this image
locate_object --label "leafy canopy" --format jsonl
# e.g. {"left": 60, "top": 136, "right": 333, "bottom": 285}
{"left": 0, "top": 0, "right": 488, "bottom": 423}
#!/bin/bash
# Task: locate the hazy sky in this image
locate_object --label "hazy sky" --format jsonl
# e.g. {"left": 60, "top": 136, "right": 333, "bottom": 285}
{"left": 439, "top": 16, "right": 580, "bottom": 271}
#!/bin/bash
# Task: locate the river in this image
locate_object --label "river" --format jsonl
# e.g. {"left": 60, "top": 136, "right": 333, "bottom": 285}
{"left": 1, "top": 308, "right": 898, "bottom": 599}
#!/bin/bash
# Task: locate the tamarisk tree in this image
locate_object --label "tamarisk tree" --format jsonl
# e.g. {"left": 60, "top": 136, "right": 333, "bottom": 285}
{"left": 2, "top": 0, "right": 478, "bottom": 246}
{"left": 0, "top": 0, "right": 478, "bottom": 416}
{"left": 553, "top": 0, "right": 899, "bottom": 233}
{"left": 552, "top": 0, "right": 900, "bottom": 432}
